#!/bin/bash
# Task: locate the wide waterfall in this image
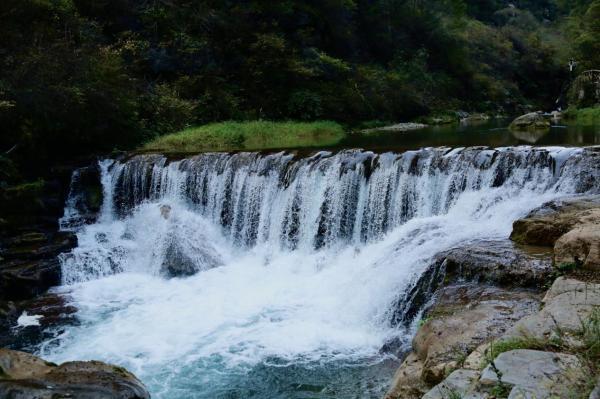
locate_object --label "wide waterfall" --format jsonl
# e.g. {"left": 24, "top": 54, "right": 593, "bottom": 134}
{"left": 45, "top": 146, "right": 598, "bottom": 398}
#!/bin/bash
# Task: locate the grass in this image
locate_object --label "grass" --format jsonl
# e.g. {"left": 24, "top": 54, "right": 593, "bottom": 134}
{"left": 482, "top": 336, "right": 559, "bottom": 369}
{"left": 580, "top": 307, "right": 600, "bottom": 363}
{"left": 142, "top": 120, "right": 346, "bottom": 153}
{"left": 564, "top": 107, "right": 600, "bottom": 125}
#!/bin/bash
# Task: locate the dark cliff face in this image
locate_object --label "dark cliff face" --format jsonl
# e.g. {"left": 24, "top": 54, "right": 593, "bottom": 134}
{"left": 0, "top": 161, "right": 103, "bottom": 350}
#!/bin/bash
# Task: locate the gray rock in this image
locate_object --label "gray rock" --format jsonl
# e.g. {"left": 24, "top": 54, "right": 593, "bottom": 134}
{"left": 413, "top": 284, "right": 540, "bottom": 384}
{"left": 391, "top": 240, "right": 551, "bottom": 326}
{"left": 505, "top": 277, "right": 600, "bottom": 341}
{"left": 480, "top": 349, "right": 585, "bottom": 398}
{"left": 589, "top": 378, "right": 600, "bottom": 399}
{"left": 160, "top": 237, "right": 223, "bottom": 278}
{"left": 422, "top": 369, "right": 486, "bottom": 399}
{"left": 435, "top": 240, "right": 553, "bottom": 288}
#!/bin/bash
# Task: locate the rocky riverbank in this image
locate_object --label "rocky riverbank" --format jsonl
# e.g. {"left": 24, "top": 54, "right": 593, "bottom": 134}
{"left": 386, "top": 197, "right": 600, "bottom": 399}
{"left": 0, "top": 164, "right": 148, "bottom": 397}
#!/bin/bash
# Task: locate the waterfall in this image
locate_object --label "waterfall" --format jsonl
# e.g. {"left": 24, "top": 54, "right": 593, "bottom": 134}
{"left": 50, "top": 146, "right": 599, "bottom": 399}
{"left": 83, "top": 147, "right": 597, "bottom": 244}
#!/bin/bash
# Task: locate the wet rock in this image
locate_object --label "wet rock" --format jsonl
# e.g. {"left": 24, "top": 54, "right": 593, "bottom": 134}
{"left": 505, "top": 277, "right": 600, "bottom": 342}
{"left": 391, "top": 240, "right": 551, "bottom": 326}
{"left": 0, "top": 293, "right": 78, "bottom": 350}
{"left": 509, "top": 112, "right": 551, "bottom": 131}
{"left": 60, "top": 164, "right": 104, "bottom": 230}
{"left": 161, "top": 241, "right": 201, "bottom": 277}
{"left": 0, "top": 231, "right": 77, "bottom": 300}
{"left": 479, "top": 350, "right": 585, "bottom": 398}
{"left": 160, "top": 238, "right": 223, "bottom": 278}
{"left": 0, "top": 348, "right": 150, "bottom": 399}
{"left": 0, "top": 259, "right": 61, "bottom": 300}
{"left": 386, "top": 284, "right": 540, "bottom": 397}
{"left": 1, "top": 231, "right": 77, "bottom": 262}
{"left": 436, "top": 241, "right": 553, "bottom": 288}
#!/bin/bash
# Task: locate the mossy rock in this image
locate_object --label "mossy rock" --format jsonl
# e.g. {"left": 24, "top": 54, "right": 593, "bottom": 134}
{"left": 509, "top": 112, "right": 550, "bottom": 131}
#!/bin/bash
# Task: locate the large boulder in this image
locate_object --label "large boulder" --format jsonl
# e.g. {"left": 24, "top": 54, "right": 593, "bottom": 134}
{"left": 422, "top": 369, "right": 482, "bottom": 399}
{"left": 391, "top": 240, "right": 552, "bottom": 326}
{"left": 510, "top": 197, "right": 600, "bottom": 270}
{"left": 554, "top": 220, "right": 600, "bottom": 270}
{"left": 160, "top": 236, "right": 223, "bottom": 278}
{"left": 510, "top": 197, "right": 600, "bottom": 246}
{"left": 509, "top": 112, "right": 551, "bottom": 131}
{"left": 0, "top": 348, "right": 149, "bottom": 399}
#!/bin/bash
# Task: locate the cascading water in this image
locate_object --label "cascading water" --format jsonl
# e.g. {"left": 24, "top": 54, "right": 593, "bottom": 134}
{"left": 43, "top": 146, "right": 598, "bottom": 398}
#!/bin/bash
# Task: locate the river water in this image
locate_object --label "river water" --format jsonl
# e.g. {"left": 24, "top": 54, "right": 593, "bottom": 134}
{"left": 39, "top": 122, "right": 600, "bottom": 398}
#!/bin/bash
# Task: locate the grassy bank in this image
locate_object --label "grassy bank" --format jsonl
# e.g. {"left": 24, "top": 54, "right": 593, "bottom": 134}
{"left": 564, "top": 107, "right": 600, "bottom": 125}
{"left": 142, "top": 121, "right": 345, "bottom": 153}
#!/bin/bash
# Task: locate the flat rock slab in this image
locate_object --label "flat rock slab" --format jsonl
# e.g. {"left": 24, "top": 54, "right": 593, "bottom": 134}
{"left": 436, "top": 240, "right": 553, "bottom": 288}
{"left": 506, "top": 277, "right": 600, "bottom": 341}
{"left": 480, "top": 349, "right": 585, "bottom": 398}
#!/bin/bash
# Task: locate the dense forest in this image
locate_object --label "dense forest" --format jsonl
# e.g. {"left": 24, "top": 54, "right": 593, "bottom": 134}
{"left": 1, "top": 0, "right": 599, "bottom": 176}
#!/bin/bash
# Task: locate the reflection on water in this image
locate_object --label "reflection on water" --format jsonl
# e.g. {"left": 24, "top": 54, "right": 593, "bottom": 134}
{"left": 510, "top": 129, "right": 550, "bottom": 144}
{"left": 338, "top": 120, "right": 600, "bottom": 152}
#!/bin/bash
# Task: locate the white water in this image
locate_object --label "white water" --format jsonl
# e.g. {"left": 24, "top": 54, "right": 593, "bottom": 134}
{"left": 43, "top": 147, "right": 599, "bottom": 398}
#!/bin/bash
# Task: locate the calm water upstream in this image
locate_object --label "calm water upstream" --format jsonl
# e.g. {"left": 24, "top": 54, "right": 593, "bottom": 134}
{"left": 338, "top": 119, "right": 600, "bottom": 152}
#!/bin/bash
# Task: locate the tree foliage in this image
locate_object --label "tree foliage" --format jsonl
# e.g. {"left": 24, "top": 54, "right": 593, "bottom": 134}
{"left": 0, "top": 0, "right": 596, "bottom": 175}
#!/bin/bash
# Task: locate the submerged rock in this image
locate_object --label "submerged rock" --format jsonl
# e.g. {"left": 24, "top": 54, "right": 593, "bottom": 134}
{"left": 0, "top": 348, "right": 149, "bottom": 399}
{"left": 509, "top": 112, "right": 551, "bottom": 131}
{"left": 160, "top": 236, "right": 223, "bottom": 278}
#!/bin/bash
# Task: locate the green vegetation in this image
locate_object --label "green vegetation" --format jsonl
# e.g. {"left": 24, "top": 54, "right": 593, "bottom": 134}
{"left": 564, "top": 107, "right": 600, "bottom": 125}
{"left": 580, "top": 307, "right": 600, "bottom": 363}
{"left": 483, "top": 336, "right": 561, "bottom": 368}
{"left": 0, "top": 0, "right": 599, "bottom": 181}
{"left": 142, "top": 121, "right": 345, "bottom": 153}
